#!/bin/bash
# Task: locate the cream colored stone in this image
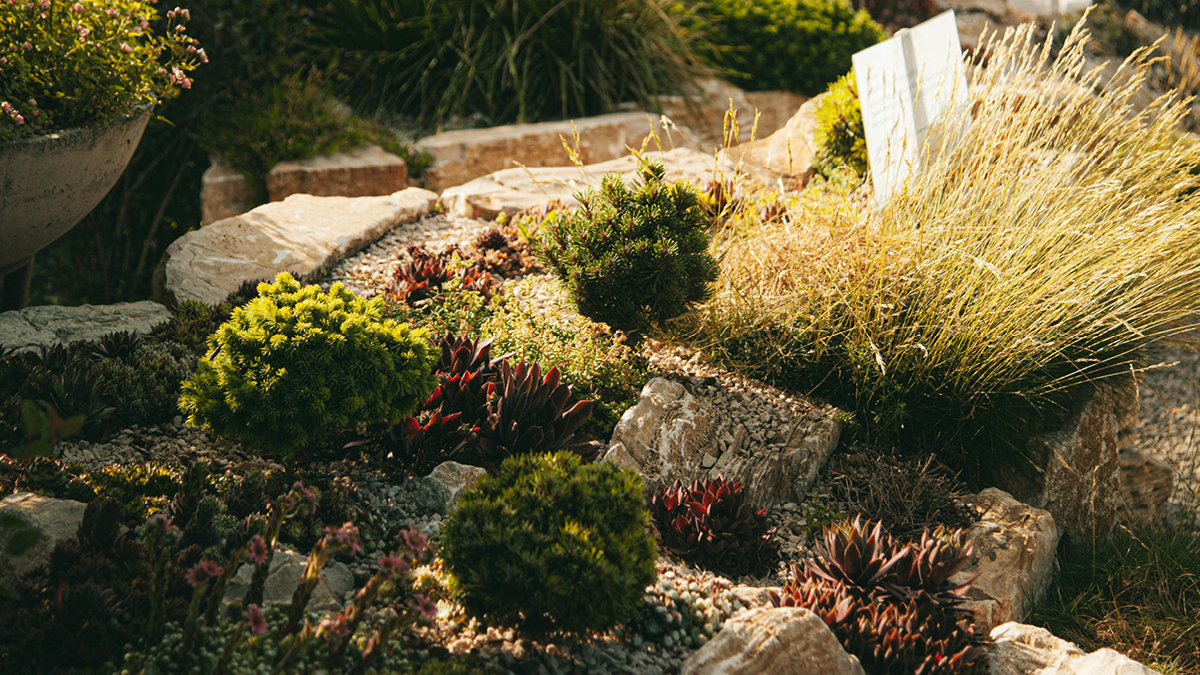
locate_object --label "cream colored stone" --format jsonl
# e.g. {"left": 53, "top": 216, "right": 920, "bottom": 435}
{"left": 0, "top": 493, "right": 87, "bottom": 584}
{"left": 682, "top": 607, "right": 865, "bottom": 675}
{"left": 731, "top": 95, "right": 821, "bottom": 179}
{"left": 0, "top": 301, "right": 170, "bottom": 353}
{"left": 200, "top": 155, "right": 260, "bottom": 224}
{"left": 266, "top": 144, "right": 406, "bottom": 202}
{"left": 153, "top": 188, "right": 437, "bottom": 306}
{"left": 989, "top": 623, "right": 1162, "bottom": 675}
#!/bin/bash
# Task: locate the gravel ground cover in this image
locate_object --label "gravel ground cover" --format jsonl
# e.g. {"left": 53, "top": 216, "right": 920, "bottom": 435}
{"left": 1134, "top": 340, "right": 1200, "bottom": 524}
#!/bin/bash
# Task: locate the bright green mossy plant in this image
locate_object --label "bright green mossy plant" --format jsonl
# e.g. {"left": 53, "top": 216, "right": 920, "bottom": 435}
{"left": 540, "top": 160, "right": 719, "bottom": 339}
{"left": 811, "top": 69, "right": 868, "bottom": 181}
{"left": 178, "top": 273, "right": 438, "bottom": 454}
{"left": 440, "top": 451, "right": 658, "bottom": 636}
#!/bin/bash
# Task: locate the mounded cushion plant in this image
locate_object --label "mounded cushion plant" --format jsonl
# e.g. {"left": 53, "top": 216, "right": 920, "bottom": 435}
{"left": 179, "top": 272, "right": 438, "bottom": 453}
{"left": 540, "top": 160, "right": 719, "bottom": 338}
{"left": 440, "top": 451, "right": 658, "bottom": 636}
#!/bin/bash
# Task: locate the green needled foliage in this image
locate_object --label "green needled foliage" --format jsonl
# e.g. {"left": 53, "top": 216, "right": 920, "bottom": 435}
{"left": 440, "top": 451, "right": 658, "bottom": 636}
{"left": 812, "top": 69, "right": 868, "bottom": 182}
{"left": 178, "top": 273, "right": 438, "bottom": 454}
{"left": 540, "top": 160, "right": 719, "bottom": 339}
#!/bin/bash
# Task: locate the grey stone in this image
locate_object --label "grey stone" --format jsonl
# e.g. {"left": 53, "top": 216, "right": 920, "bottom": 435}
{"left": 1118, "top": 448, "right": 1174, "bottom": 525}
{"left": 951, "top": 488, "right": 1059, "bottom": 632}
{"left": 988, "top": 622, "right": 1162, "bottom": 675}
{"left": 200, "top": 155, "right": 261, "bottom": 224}
{"left": 153, "top": 187, "right": 437, "bottom": 306}
{"left": 417, "top": 461, "right": 488, "bottom": 515}
{"left": 266, "top": 145, "right": 406, "bottom": 203}
{"left": 0, "top": 492, "right": 87, "bottom": 583}
{"left": 604, "top": 377, "right": 842, "bottom": 509}
{"left": 438, "top": 148, "right": 735, "bottom": 221}
{"left": 223, "top": 548, "right": 354, "bottom": 616}
{"left": 682, "top": 607, "right": 865, "bottom": 675}
{"left": 0, "top": 300, "right": 169, "bottom": 353}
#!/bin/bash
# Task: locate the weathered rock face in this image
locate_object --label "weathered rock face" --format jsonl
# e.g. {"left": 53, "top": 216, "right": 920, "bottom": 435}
{"left": 417, "top": 461, "right": 488, "bottom": 515}
{"left": 603, "top": 377, "right": 842, "bottom": 509}
{"left": 0, "top": 300, "right": 170, "bottom": 353}
{"left": 0, "top": 492, "right": 87, "bottom": 584}
{"left": 200, "top": 156, "right": 261, "bottom": 224}
{"left": 656, "top": 78, "right": 806, "bottom": 149}
{"left": 938, "top": 0, "right": 1039, "bottom": 50}
{"left": 223, "top": 548, "right": 354, "bottom": 615}
{"left": 951, "top": 488, "right": 1058, "bottom": 632}
{"left": 266, "top": 145, "right": 407, "bottom": 203}
{"left": 438, "top": 148, "right": 733, "bottom": 221}
{"left": 416, "top": 112, "right": 700, "bottom": 193}
{"left": 152, "top": 187, "right": 438, "bottom": 306}
{"left": 681, "top": 607, "right": 865, "bottom": 675}
{"left": 989, "top": 622, "right": 1163, "bottom": 675}
{"left": 990, "top": 383, "right": 1125, "bottom": 539}
{"left": 730, "top": 94, "right": 821, "bottom": 179}
{"left": 1118, "top": 448, "right": 1174, "bottom": 525}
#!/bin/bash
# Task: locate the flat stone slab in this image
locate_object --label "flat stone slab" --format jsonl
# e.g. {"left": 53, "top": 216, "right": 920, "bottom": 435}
{"left": 0, "top": 492, "right": 87, "bottom": 584}
{"left": 266, "top": 144, "right": 406, "bottom": 202}
{"left": 989, "top": 622, "right": 1162, "bottom": 675}
{"left": 439, "top": 148, "right": 733, "bottom": 220}
{"left": 152, "top": 187, "right": 438, "bottom": 306}
{"left": 0, "top": 300, "right": 169, "bottom": 353}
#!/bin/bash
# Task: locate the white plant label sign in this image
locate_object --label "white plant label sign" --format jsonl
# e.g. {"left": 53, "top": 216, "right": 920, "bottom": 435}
{"left": 853, "top": 10, "right": 969, "bottom": 204}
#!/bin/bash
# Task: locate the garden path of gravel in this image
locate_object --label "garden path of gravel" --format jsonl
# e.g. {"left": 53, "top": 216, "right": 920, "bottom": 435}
{"left": 1133, "top": 341, "right": 1200, "bottom": 525}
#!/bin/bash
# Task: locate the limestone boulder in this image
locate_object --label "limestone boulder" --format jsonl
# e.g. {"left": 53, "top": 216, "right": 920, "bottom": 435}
{"left": 1118, "top": 448, "right": 1174, "bottom": 525}
{"left": 681, "top": 607, "right": 865, "bottom": 675}
{"left": 730, "top": 94, "right": 821, "bottom": 179}
{"left": 438, "top": 148, "right": 733, "bottom": 220}
{"left": 603, "top": 377, "right": 842, "bottom": 509}
{"left": 223, "top": 548, "right": 354, "bottom": 615}
{"left": 200, "top": 156, "right": 260, "bottom": 224}
{"left": 0, "top": 300, "right": 170, "bottom": 353}
{"left": 266, "top": 145, "right": 406, "bottom": 202}
{"left": 417, "top": 461, "right": 488, "bottom": 515}
{"left": 951, "top": 488, "right": 1058, "bottom": 632}
{"left": 989, "top": 622, "right": 1162, "bottom": 675}
{"left": 0, "top": 492, "right": 87, "bottom": 584}
{"left": 152, "top": 187, "right": 437, "bottom": 306}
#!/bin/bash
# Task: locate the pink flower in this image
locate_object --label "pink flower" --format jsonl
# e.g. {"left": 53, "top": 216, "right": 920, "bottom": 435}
{"left": 325, "top": 523, "right": 361, "bottom": 555}
{"left": 244, "top": 604, "right": 268, "bottom": 634}
{"left": 184, "top": 560, "right": 223, "bottom": 587}
{"left": 317, "top": 614, "right": 350, "bottom": 639}
{"left": 13, "top": 115, "right": 23, "bottom": 125}
{"left": 71, "top": 2, "right": 82, "bottom": 12}
{"left": 414, "top": 593, "right": 437, "bottom": 620}
{"left": 37, "top": 0, "right": 48, "bottom": 8}
{"left": 377, "top": 555, "right": 410, "bottom": 577}
{"left": 247, "top": 534, "right": 268, "bottom": 565}
{"left": 21, "top": 42, "right": 32, "bottom": 50}
{"left": 120, "top": 43, "right": 133, "bottom": 54}
{"left": 1, "top": 102, "right": 12, "bottom": 114}
{"left": 402, "top": 528, "right": 428, "bottom": 552}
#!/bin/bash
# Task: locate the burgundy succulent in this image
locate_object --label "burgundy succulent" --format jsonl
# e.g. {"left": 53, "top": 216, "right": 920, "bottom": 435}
{"left": 650, "top": 476, "right": 778, "bottom": 576}
{"left": 474, "top": 227, "right": 509, "bottom": 251}
{"left": 389, "top": 244, "right": 453, "bottom": 305}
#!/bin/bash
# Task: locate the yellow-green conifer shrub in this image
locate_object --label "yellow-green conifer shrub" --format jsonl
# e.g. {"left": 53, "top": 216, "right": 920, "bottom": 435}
{"left": 811, "top": 69, "right": 868, "bottom": 181}
{"left": 179, "top": 273, "right": 437, "bottom": 454}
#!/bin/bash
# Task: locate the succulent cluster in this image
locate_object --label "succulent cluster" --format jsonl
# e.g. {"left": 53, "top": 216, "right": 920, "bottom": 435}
{"left": 650, "top": 476, "right": 779, "bottom": 577}
{"left": 631, "top": 564, "right": 739, "bottom": 652}
{"left": 389, "top": 244, "right": 502, "bottom": 306}
{"left": 540, "top": 160, "right": 719, "bottom": 338}
{"left": 440, "top": 451, "right": 658, "bottom": 636}
{"left": 179, "top": 272, "right": 439, "bottom": 454}
{"left": 771, "top": 517, "right": 989, "bottom": 675}
{"left": 394, "top": 334, "right": 602, "bottom": 474}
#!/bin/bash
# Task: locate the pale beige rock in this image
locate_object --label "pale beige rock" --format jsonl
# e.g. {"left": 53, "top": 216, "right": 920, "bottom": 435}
{"left": 656, "top": 79, "right": 806, "bottom": 149}
{"left": 224, "top": 548, "right": 354, "bottom": 616}
{"left": 731, "top": 95, "right": 821, "bottom": 179}
{"left": 439, "top": 148, "right": 731, "bottom": 220}
{"left": 416, "top": 112, "right": 700, "bottom": 192}
{"left": 0, "top": 493, "right": 87, "bottom": 583}
{"left": 1123, "top": 10, "right": 1165, "bottom": 46}
{"left": 604, "top": 377, "right": 842, "bottom": 509}
{"left": 682, "top": 607, "right": 865, "bottom": 675}
{"left": 989, "top": 622, "right": 1162, "bottom": 675}
{"left": 951, "top": 488, "right": 1058, "bottom": 632}
{"left": 152, "top": 187, "right": 437, "bottom": 306}
{"left": 418, "top": 461, "right": 488, "bottom": 514}
{"left": 0, "top": 300, "right": 170, "bottom": 353}
{"left": 1118, "top": 448, "right": 1174, "bottom": 525}
{"left": 266, "top": 145, "right": 406, "bottom": 202}
{"left": 200, "top": 155, "right": 261, "bottom": 224}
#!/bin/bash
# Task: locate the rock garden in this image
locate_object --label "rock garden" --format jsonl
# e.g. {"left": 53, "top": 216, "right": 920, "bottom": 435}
{"left": 3, "top": 1, "right": 1200, "bottom": 674}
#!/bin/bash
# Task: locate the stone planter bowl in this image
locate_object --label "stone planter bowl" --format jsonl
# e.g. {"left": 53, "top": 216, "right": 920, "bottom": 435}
{"left": 0, "top": 110, "right": 150, "bottom": 277}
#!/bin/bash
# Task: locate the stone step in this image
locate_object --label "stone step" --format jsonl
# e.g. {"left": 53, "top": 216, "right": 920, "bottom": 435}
{"left": 0, "top": 300, "right": 170, "bottom": 353}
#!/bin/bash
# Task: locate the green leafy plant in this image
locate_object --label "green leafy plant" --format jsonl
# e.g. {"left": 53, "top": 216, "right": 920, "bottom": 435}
{"left": 540, "top": 160, "right": 719, "bottom": 339}
{"left": 772, "top": 517, "right": 989, "bottom": 674}
{"left": 179, "top": 272, "right": 438, "bottom": 453}
{"left": 440, "top": 451, "right": 658, "bottom": 636}
{"left": 322, "top": 0, "right": 705, "bottom": 126}
{"left": 0, "top": 0, "right": 205, "bottom": 141}
{"left": 699, "top": 0, "right": 885, "bottom": 96}
{"left": 650, "top": 476, "right": 779, "bottom": 576}
{"left": 812, "top": 69, "right": 868, "bottom": 181}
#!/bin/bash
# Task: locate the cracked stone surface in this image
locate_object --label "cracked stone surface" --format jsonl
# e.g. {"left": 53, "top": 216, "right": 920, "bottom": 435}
{"left": 0, "top": 301, "right": 169, "bottom": 353}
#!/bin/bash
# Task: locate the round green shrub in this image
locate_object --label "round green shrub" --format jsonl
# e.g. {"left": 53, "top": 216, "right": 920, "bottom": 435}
{"left": 178, "top": 273, "right": 438, "bottom": 453}
{"left": 440, "top": 451, "right": 658, "bottom": 636}
{"left": 540, "top": 160, "right": 719, "bottom": 338}
{"left": 812, "top": 69, "right": 868, "bottom": 180}
{"left": 701, "top": 0, "right": 885, "bottom": 96}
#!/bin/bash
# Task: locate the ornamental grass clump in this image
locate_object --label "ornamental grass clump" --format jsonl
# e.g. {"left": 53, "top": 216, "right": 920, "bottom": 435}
{"left": 684, "top": 22, "right": 1200, "bottom": 474}
{"left": 440, "top": 451, "right": 658, "bottom": 636}
{"left": 179, "top": 272, "right": 438, "bottom": 454}
{"left": 541, "top": 159, "right": 719, "bottom": 339}
{"left": 0, "top": 0, "right": 205, "bottom": 141}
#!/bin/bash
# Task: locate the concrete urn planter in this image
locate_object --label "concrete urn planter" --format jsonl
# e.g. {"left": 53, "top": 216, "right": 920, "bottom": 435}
{"left": 0, "top": 110, "right": 150, "bottom": 308}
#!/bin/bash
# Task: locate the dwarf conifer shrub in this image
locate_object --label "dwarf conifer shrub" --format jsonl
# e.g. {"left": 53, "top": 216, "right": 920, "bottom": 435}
{"left": 178, "top": 273, "right": 438, "bottom": 453}
{"left": 540, "top": 160, "right": 719, "bottom": 338}
{"left": 440, "top": 452, "right": 658, "bottom": 636}
{"left": 812, "top": 70, "right": 868, "bottom": 181}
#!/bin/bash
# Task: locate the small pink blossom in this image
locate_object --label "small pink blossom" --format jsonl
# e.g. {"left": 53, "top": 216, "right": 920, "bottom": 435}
{"left": 377, "top": 555, "right": 410, "bottom": 577}
{"left": 13, "top": 115, "right": 24, "bottom": 125}
{"left": 414, "top": 593, "right": 437, "bottom": 619}
{"left": 317, "top": 614, "right": 350, "bottom": 639}
{"left": 325, "top": 523, "right": 361, "bottom": 555}
{"left": 184, "top": 560, "right": 223, "bottom": 587}
{"left": 37, "top": 0, "right": 48, "bottom": 8}
{"left": 402, "top": 528, "right": 428, "bottom": 552}
{"left": 247, "top": 534, "right": 268, "bottom": 565}
{"left": 70, "top": 2, "right": 82, "bottom": 12}
{"left": 22, "top": 42, "right": 32, "bottom": 50}
{"left": 244, "top": 604, "right": 268, "bottom": 634}
{"left": 120, "top": 43, "right": 133, "bottom": 54}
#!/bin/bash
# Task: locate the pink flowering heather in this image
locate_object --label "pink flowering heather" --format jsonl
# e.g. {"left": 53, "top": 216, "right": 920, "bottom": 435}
{"left": 244, "top": 604, "right": 268, "bottom": 635}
